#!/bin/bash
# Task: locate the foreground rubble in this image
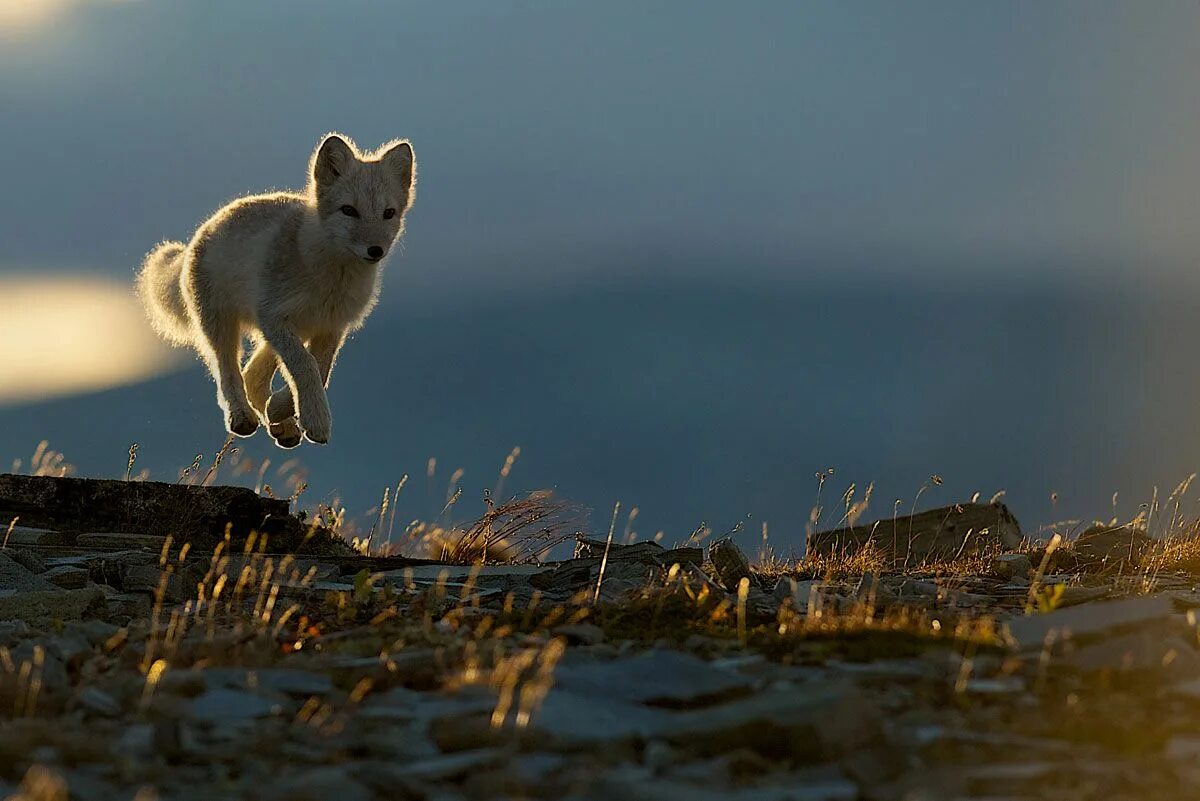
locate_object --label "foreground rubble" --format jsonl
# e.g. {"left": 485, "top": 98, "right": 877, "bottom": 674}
{"left": 1, "top": 476, "right": 1200, "bottom": 800}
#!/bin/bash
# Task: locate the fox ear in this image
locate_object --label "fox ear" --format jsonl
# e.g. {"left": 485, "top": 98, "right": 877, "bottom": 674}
{"left": 380, "top": 141, "right": 415, "bottom": 191}
{"left": 312, "top": 134, "right": 355, "bottom": 186}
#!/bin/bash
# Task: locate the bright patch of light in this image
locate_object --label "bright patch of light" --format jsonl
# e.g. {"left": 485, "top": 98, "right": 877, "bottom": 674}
{"left": 0, "top": 274, "right": 182, "bottom": 405}
{"left": 0, "top": 0, "right": 133, "bottom": 37}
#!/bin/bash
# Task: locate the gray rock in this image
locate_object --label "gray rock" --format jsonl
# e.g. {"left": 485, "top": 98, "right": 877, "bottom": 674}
{"left": 76, "top": 686, "right": 121, "bottom": 717}
{"left": 265, "top": 766, "right": 372, "bottom": 801}
{"left": 203, "top": 667, "right": 333, "bottom": 697}
{"left": 551, "top": 649, "right": 752, "bottom": 708}
{"left": 553, "top": 622, "right": 607, "bottom": 645}
{"left": 121, "top": 564, "right": 189, "bottom": 602}
{"left": 1069, "top": 630, "right": 1200, "bottom": 677}
{"left": 75, "top": 532, "right": 170, "bottom": 550}
{"left": 808, "top": 501, "right": 1023, "bottom": 562}
{"left": 42, "top": 565, "right": 89, "bottom": 589}
{"left": 661, "top": 683, "right": 880, "bottom": 760}
{"left": 0, "top": 586, "right": 106, "bottom": 624}
{"left": 10, "top": 640, "right": 69, "bottom": 694}
{"left": 187, "top": 688, "right": 281, "bottom": 722}
{"left": 587, "top": 769, "right": 858, "bottom": 800}
{"left": 0, "top": 620, "right": 30, "bottom": 644}
{"left": 0, "top": 553, "right": 56, "bottom": 592}
{"left": 63, "top": 620, "right": 120, "bottom": 647}
{"left": 102, "top": 591, "right": 152, "bottom": 619}
{"left": 400, "top": 748, "right": 508, "bottom": 781}
{"left": 3, "top": 548, "right": 47, "bottom": 573}
{"left": 991, "top": 553, "right": 1032, "bottom": 581}
{"left": 44, "top": 630, "right": 92, "bottom": 668}
{"left": 784, "top": 580, "right": 838, "bottom": 613}
{"left": 1005, "top": 594, "right": 1174, "bottom": 651}
{"left": 708, "top": 538, "right": 752, "bottom": 591}
{"left": 0, "top": 526, "right": 71, "bottom": 546}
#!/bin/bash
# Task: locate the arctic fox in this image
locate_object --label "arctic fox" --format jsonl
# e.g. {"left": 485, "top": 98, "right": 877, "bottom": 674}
{"left": 135, "top": 133, "right": 415, "bottom": 447}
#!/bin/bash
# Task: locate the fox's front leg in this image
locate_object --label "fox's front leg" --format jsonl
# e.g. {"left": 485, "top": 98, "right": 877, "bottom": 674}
{"left": 259, "top": 320, "right": 331, "bottom": 444}
{"left": 266, "top": 332, "right": 344, "bottom": 436}
{"left": 193, "top": 307, "right": 259, "bottom": 437}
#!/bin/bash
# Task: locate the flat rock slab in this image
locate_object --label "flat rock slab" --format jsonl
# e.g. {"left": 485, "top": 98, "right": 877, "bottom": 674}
{"left": 0, "top": 586, "right": 106, "bottom": 623}
{"left": 0, "top": 474, "right": 344, "bottom": 552}
{"left": 187, "top": 688, "right": 282, "bottom": 722}
{"left": 75, "top": 533, "right": 168, "bottom": 551}
{"left": 1005, "top": 594, "right": 1175, "bottom": 651}
{"left": 203, "top": 667, "right": 334, "bottom": 697}
{"left": 0, "top": 526, "right": 72, "bottom": 547}
{"left": 551, "top": 649, "right": 753, "bottom": 708}
{"left": 42, "top": 565, "right": 89, "bottom": 589}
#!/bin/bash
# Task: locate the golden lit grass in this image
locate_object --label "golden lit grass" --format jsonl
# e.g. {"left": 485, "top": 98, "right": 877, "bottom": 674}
{"left": 369, "top": 490, "right": 582, "bottom": 564}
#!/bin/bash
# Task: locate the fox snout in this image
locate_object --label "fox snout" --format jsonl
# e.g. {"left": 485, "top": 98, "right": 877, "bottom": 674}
{"left": 366, "top": 245, "right": 385, "bottom": 262}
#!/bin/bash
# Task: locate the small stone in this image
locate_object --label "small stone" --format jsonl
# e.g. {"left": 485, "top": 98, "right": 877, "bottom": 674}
{"left": 10, "top": 641, "right": 69, "bottom": 695}
{"left": 76, "top": 686, "right": 122, "bottom": 717}
{"left": 991, "top": 553, "right": 1032, "bottom": 581}
{"left": 121, "top": 564, "right": 189, "bottom": 602}
{"left": 267, "top": 766, "right": 372, "bottom": 801}
{"left": 187, "top": 688, "right": 281, "bottom": 722}
{"left": 708, "top": 538, "right": 752, "bottom": 591}
{"left": 855, "top": 572, "right": 897, "bottom": 605}
{"left": 63, "top": 620, "right": 121, "bottom": 647}
{"left": 44, "top": 630, "right": 93, "bottom": 668}
{"left": 43, "top": 565, "right": 89, "bottom": 589}
{"left": 102, "top": 591, "right": 152, "bottom": 619}
{"left": 553, "top": 623, "right": 606, "bottom": 646}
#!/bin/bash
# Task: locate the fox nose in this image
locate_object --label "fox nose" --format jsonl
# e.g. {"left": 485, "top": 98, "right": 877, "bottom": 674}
{"left": 367, "top": 246, "right": 384, "bottom": 260}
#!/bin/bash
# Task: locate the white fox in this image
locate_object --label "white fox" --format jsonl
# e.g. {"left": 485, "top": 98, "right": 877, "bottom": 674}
{"left": 135, "top": 133, "right": 415, "bottom": 447}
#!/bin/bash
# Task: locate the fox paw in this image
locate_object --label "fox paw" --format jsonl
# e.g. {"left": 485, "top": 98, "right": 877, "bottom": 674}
{"left": 267, "top": 390, "right": 295, "bottom": 425}
{"left": 227, "top": 407, "right": 260, "bottom": 437}
{"left": 299, "top": 398, "right": 332, "bottom": 445}
{"left": 269, "top": 418, "right": 302, "bottom": 449}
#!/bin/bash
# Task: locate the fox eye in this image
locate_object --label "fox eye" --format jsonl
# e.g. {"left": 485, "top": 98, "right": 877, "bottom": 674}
{"left": 340, "top": 205, "right": 359, "bottom": 218}
{"left": 383, "top": 208, "right": 396, "bottom": 220}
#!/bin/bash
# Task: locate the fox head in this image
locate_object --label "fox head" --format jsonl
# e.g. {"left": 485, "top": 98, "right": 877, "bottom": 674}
{"left": 308, "top": 133, "right": 416, "bottom": 264}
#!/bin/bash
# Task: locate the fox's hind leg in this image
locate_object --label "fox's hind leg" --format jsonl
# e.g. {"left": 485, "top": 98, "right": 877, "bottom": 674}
{"left": 194, "top": 309, "right": 259, "bottom": 437}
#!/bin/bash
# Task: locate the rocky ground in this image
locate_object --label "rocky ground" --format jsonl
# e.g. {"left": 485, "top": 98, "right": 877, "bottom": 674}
{"left": 1, "top": 475, "right": 1200, "bottom": 800}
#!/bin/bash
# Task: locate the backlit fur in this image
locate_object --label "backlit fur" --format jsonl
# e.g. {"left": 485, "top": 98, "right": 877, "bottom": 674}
{"left": 134, "top": 133, "right": 416, "bottom": 446}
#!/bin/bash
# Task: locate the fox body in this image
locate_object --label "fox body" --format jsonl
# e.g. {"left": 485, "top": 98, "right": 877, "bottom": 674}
{"left": 136, "top": 133, "right": 415, "bottom": 446}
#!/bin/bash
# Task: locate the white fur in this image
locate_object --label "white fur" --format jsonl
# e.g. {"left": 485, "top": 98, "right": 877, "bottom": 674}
{"left": 134, "top": 133, "right": 416, "bottom": 446}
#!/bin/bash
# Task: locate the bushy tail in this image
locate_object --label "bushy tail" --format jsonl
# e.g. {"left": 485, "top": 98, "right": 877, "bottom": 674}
{"left": 135, "top": 241, "right": 193, "bottom": 346}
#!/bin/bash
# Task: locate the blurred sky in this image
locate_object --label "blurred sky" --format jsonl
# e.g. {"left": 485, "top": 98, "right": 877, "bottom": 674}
{"left": 2, "top": 1, "right": 1200, "bottom": 544}
{"left": 2, "top": 0, "right": 1199, "bottom": 289}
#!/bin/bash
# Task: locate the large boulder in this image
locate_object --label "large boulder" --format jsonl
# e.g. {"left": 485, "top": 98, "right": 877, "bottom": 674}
{"left": 807, "top": 502, "right": 1022, "bottom": 563}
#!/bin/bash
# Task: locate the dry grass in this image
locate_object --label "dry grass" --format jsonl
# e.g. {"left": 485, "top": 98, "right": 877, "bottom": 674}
{"left": 376, "top": 490, "right": 583, "bottom": 564}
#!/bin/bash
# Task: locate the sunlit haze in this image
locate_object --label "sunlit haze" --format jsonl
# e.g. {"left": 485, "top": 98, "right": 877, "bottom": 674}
{"left": 0, "top": 276, "right": 180, "bottom": 405}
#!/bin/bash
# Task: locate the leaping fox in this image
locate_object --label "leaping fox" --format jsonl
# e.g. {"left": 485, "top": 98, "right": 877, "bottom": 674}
{"left": 135, "top": 133, "right": 415, "bottom": 447}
